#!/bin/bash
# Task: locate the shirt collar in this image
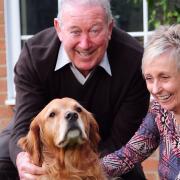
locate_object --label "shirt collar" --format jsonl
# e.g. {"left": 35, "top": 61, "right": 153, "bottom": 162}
{"left": 55, "top": 45, "right": 112, "bottom": 76}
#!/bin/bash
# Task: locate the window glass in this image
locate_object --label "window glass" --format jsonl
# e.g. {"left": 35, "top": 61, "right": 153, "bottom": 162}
{"left": 110, "top": 0, "right": 143, "bottom": 32}
{"left": 20, "top": 0, "right": 58, "bottom": 35}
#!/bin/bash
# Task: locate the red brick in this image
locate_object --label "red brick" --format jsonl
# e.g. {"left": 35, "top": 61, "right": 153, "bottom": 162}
{"left": 145, "top": 172, "right": 159, "bottom": 180}
{"left": 0, "top": 51, "right": 6, "bottom": 64}
{"left": 0, "top": 105, "right": 14, "bottom": 119}
{"left": 0, "top": 25, "right": 5, "bottom": 38}
{"left": 0, "top": 0, "right": 4, "bottom": 12}
{"left": 0, "top": 78, "right": 7, "bottom": 92}
{"left": 142, "top": 158, "right": 158, "bottom": 171}
{"left": 0, "top": 65, "right": 6, "bottom": 77}
{"left": 0, "top": 93, "right": 6, "bottom": 105}
{"left": 142, "top": 149, "right": 159, "bottom": 179}
{"left": 0, "top": 39, "right": 5, "bottom": 50}
{"left": 0, "top": 12, "right": 4, "bottom": 24}
{"left": 0, "top": 117, "right": 11, "bottom": 132}
{"left": 0, "top": 106, "right": 13, "bottom": 131}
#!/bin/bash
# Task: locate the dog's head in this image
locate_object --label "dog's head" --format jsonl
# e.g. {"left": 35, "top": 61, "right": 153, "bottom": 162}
{"left": 18, "top": 98, "right": 100, "bottom": 166}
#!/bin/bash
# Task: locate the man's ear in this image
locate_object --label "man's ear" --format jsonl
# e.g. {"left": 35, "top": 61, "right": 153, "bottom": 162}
{"left": 108, "top": 20, "right": 114, "bottom": 40}
{"left": 54, "top": 18, "right": 63, "bottom": 41}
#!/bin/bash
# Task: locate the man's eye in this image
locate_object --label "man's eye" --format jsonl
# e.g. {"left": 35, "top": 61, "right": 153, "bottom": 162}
{"left": 71, "top": 31, "right": 80, "bottom": 36}
{"left": 91, "top": 29, "right": 98, "bottom": 33}
{"left": 49, "top": 112, "right": 56, "bottom": 118}
{"left": 90, "top": 29, "right": 100, "bottom": 36}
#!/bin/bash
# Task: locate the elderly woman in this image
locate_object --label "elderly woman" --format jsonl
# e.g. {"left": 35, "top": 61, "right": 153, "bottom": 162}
{"left": 102, "top": 24, "right": 180, "bottom": 180}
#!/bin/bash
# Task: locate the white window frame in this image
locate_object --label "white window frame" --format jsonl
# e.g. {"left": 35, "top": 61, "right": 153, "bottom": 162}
{"left": 5, "top": 0, "right": 151, "bottom": 105}
{"left": 4, "top": 0, "right": 21, "bottom": 105}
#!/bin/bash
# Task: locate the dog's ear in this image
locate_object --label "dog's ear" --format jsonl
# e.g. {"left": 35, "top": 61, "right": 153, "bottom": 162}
{"left": 18, "top": 116, "right": 42, "bottom": 166}
{"left": 88, "top": 114, "right": 101, "bottom": 152}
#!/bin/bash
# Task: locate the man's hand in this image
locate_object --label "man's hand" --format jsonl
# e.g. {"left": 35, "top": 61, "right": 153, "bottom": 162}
{"left": 16, "top": 152, "right": 46, "bottom": 180}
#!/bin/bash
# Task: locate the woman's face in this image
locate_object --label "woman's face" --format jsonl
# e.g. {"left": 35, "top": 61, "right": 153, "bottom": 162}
{"left": 143, "top": 52, "right": 180, "bottom": 114}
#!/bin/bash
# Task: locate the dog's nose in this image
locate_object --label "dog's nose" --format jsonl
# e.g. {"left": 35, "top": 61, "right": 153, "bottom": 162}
{"left": 65, "top": 112, "right": 78, "bottom": 121}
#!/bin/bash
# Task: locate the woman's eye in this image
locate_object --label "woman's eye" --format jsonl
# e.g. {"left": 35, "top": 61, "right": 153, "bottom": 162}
{"left": 161, "top": 76, "right": 169, "bottom": 79}
{"left": 145, "top": 76, "right": 152, "bottom": 81}
{"left": 49, "top": 112, "right": 56, "bottom": 118}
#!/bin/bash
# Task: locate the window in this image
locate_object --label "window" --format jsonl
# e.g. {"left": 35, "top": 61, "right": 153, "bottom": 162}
{"left": 20, "top": 0, "right": 58, "bottom": 42}
{"left": 111, "top": 0, "right": 149, "bottom": 45}
{"left": 5, "top": 0, "right": 58, "bottom": 105}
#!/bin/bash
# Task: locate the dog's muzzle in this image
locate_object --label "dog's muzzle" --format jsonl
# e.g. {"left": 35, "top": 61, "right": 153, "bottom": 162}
{"left": 58, "top": 111, "right": 86, "bottom": 148}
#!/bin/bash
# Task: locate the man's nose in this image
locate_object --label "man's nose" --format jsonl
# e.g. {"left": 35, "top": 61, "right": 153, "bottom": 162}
{"left": 79, "top": 34, "right": 92, "bottom": 49}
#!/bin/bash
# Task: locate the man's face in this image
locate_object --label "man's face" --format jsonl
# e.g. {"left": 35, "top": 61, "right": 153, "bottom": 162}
{"left": 54, "top": 5, "right": 113, "bottom": 76}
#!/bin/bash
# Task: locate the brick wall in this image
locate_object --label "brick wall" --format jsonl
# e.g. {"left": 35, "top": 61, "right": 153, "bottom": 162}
{"left": 0, "top": 0, "right": 159, "bottom": 179}
{"left": 0, "top": 0, "right": 14, "bottom": 132}
{"left": 142, "top": 149, "right": 160, "bottom": 180}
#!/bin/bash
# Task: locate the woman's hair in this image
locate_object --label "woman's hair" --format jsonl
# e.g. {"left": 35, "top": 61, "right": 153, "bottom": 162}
{"left": 142, "top": 24, "right": 180, "bottom": 72}
{"left": 57, "top": 0, "right": 113, "bottom": 24}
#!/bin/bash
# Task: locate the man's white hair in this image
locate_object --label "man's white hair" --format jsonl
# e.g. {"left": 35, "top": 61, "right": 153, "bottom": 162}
{"left": 57, "top": 0, "right": 113, "bottom": 24}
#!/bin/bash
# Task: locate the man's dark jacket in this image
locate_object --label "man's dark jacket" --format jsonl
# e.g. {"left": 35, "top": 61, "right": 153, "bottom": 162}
{"left": 10, "top": 27, "right": 150, "bottom": 179}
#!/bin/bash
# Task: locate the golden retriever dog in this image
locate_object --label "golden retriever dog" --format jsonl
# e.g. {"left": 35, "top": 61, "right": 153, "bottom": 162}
{"left": 18, "top": 97, "right": 107, "bottom": 180}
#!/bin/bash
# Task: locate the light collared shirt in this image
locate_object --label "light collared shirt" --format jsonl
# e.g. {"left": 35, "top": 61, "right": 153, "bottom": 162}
{"left": 55, "top": 45, "right": 112, "bottom": 85}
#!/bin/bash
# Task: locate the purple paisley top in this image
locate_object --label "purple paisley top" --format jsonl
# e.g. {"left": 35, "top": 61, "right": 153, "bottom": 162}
{"left": 102, "top": 101, "right": 180, "bottom": 180}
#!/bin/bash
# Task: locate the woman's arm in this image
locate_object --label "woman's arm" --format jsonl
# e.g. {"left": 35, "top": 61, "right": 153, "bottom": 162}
{"left": 102, "top": 112, "right": 160, "bottom": 177}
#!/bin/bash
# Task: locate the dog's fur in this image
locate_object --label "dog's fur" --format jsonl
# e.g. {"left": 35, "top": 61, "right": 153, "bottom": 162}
{"left": 18, "top": 98, "right": 107, "bottom": 180}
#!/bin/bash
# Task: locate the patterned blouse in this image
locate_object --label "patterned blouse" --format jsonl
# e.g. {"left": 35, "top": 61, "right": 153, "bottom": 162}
{"left": 102, "top": 101, "right": 180, "bottom": 180}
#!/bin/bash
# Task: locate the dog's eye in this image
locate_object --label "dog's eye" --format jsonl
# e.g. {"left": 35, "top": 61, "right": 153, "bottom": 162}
{"left": 49, "top": 112, "right": 56, "bottom": 118}
{"left": 76, "top": 106, "right": 82, "bottom": 113}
